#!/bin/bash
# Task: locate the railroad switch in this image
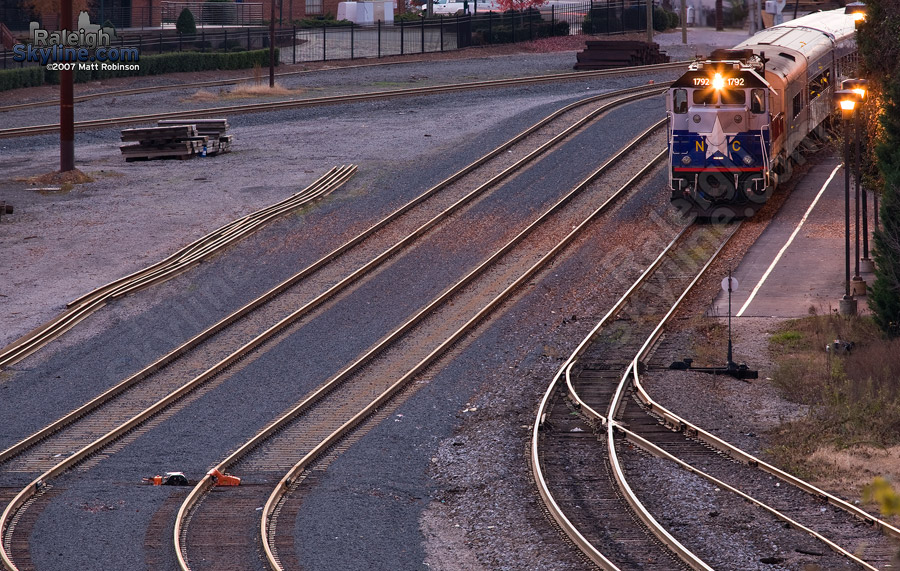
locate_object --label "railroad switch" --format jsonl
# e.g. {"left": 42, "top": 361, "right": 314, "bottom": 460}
{"left": 668, "top": 358, "right": 758, "bottom": 381}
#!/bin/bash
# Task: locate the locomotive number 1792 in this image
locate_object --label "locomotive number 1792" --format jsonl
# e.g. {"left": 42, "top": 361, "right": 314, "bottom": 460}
{"left": 693, "top": 77, "right": 745, "bottom": 86}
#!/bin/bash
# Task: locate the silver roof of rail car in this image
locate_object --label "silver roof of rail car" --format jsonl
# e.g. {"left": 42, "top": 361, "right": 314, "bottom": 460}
{"left": 733, "top": 8, "right": 858, "bottom": 88}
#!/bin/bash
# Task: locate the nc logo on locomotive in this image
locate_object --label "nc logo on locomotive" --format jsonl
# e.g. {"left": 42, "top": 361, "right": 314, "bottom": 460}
{"left": 12, "top": 12, "right": 140, "bottom": 71}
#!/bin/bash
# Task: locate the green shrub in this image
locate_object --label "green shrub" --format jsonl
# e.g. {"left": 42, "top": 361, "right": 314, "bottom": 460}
{"left": 667, "top": 9, "right": 680, "bottom": 28}
{"left": 0, "top": 66, "right": 44, "bottom": 92}
{"left": 177, "top": 8, "right": 197, "bottom": 35}
{"left": 395, "top": 11, "right": 425, "bottom": 22}
{"left": 652, "top": 6, "right": 669, "bottom": 31}
{"left": 475, "top": 19, "right": 567, "bottom": 45}
{"left": 582, "top": 6, "right": 645, "bottom": 34}
{"left": 40, "top": 48, "right": 276, "bottom": 86}
{"left": 295, "top": 14, "right": 354, "bottom": 28}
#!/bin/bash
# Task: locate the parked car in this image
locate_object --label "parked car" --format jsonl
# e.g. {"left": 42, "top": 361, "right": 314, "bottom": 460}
{"left": 431, "top": 0, "right": 501, "bottom": 14}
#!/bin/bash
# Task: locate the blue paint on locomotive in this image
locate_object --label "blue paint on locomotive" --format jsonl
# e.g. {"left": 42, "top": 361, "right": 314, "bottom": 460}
{"left": 670, "top": 130, "right": 770, "bottom": 170}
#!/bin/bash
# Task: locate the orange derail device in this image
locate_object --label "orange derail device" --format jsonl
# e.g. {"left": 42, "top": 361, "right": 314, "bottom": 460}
{"left": 208, "top": 468, "right": 241, "bottom": 486}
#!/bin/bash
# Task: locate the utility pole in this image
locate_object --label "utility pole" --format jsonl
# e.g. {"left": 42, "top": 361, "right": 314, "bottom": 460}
{"left": 60, "top": 0, "right": 74, "bottom": 172}
{"left": 680, "top": 0, "right": 686, "bottom": 44}
{"left": 646, "top": 0, "right": 653, "bottom": 43}
{"left": 269, "top": 0, "right": 276, "bottom": 88}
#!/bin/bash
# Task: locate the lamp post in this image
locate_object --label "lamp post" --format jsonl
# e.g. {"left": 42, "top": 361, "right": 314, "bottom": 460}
{"left": 843, "top": 78, "right": 873, "bottom": 273}
{"left": 842, "top": 79, "right": 868, "bottom": 294}
{"left": 835, "top": 88, "right": 862, "bottom": 316}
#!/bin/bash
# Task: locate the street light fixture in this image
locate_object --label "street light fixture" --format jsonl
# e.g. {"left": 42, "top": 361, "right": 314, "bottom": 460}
{"left": 835, "top": 88, "right": 863, "bottom": 315}
{"left": 845, "top": 1, "right": 867, "bottom": 22}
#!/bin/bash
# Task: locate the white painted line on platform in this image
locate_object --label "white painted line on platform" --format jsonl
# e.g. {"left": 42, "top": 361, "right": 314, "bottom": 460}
{"left": 735, "top": 163, "right": 842, "bottom": 317}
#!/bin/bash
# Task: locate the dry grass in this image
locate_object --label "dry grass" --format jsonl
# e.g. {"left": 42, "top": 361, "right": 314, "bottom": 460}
{"left": 18, "top": 168, "right": 94, "bottom": 192}
{"left": 186, "top": 82, "right": 294, "bottom": 102}
{"left": 766, "top": 314, "right": 900, "bottom": 503}
{"left": 186, "top": 89, "right": 220, "bottom": 102}
{"left": 687, "top": 316, "right": 729, "bottom": 366}
{"left": 229, "top": 82, "right": 294, "bottom": 97}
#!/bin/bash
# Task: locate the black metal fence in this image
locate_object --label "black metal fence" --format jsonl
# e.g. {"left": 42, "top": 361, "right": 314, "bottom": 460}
{"left": 1, "top": 0, "right": 653, "bottom": 69}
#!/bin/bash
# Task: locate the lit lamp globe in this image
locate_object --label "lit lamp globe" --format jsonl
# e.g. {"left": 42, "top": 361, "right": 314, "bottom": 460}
{"left": 845, "top": 2, "right": 866, "bottom": 22}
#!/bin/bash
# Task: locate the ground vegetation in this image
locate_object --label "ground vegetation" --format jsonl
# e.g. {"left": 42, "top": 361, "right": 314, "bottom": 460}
{"left": 767, "top": 314, "right": 900, "bottom": 479}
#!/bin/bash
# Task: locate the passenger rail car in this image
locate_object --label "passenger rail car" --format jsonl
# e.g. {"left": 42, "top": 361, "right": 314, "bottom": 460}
{"left": 667, "top": 8, "right": 859, "bottom": 219}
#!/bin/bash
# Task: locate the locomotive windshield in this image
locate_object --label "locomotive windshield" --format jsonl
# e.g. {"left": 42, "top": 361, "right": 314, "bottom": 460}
{"left": 692, "top": 88, "right": 747, "bottom": 105}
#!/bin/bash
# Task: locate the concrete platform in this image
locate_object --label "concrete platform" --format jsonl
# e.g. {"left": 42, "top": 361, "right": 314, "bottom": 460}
{"left": 709, "top": 158, "right": 877, "bottom": 319}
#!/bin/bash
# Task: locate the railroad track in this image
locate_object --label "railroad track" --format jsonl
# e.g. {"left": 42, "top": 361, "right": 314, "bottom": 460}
{"left": 0, "top": 81, "right": 666, "bottom": 372}
{"left": 0, "top": 84, "right": 666, "bottom": 571}
{"left": 0, "top": 165, "right": 357, "bottom": 370}
{"left": 174, "top": 119, "right": 669, "bottom": 571}
{"left": 534, "top": 215, "right": 900, "bottom": 567}
{"left": 533, "top": 222, "right": 737, "bottom": 570}
{"left": 0, "top": 61, "right": 684, "bottom": 138}
{"left": 0, "top": 59, "right": 435, "bottom": 113}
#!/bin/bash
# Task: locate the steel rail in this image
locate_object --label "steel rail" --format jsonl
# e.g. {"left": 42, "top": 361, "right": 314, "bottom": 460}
{"left": 0, "top": 87, "right": 664, "bottom": 571}
{"left": 627, "top": 320, "right": 900, "bottom": 541}
{"left": 251, "top": 133, "right": 670, "bottom": 571}
{"left": 559, "top": 225, "right": 691, "bottom": 420}
{"left": 0, "top": 85, "right": 657, "bottom": 475}
{"left": 0, "top": 63, "right": 681, "bottom": 138}
{"left": 0, "top": 60, "right": 687, "bottom": 114}
{"left": 0, "top": 83, "right": 660, "bottom": 372}
{"left": 529, "top": 150, "right": 675, "bottom": 571}
{"left": 554, "top": 200, "right": 897, "bottom": 570}
{"left": 0, "top": 59, "right": 436, "bottom": 113}
{"left": 0, "top": 165, "right": 356, "bottom": 369}
{"left": 530, "top": 161, "right": 720, "bottom": 571}
{"left": 602, "top": 222, "right": 739, "bottom": 571}
{"left": 616, "top": 425, "right": 880, "bottom": 571}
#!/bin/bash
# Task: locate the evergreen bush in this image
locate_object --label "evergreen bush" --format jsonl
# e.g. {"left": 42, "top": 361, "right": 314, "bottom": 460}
{"left": 0, "top": 66, "right": 44, "bottom": 91}
{"left": 177, "top": 8, "right": 197, "bottom": 35}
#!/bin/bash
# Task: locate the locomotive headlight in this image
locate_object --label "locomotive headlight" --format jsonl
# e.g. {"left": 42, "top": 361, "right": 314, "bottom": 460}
{"left": 712, "top": 72, "right": 726, "bottom": 91}
{"left": 742, "top": 155, "right": 754, "bottom": 166}
{"left": 681, "top": 155, "right": 692, "bottom": 165}
{"left": 692, "top": 114, "right": 701, "bottom": 124}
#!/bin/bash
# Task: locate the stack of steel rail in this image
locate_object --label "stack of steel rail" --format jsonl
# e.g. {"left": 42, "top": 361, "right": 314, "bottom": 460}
{"left": 0, "top": 164, "right": 356, "bottom": 369}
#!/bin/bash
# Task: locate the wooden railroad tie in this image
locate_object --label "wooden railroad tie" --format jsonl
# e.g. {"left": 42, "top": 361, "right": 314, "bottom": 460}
{"left": 574, "top": 40, "right": 669, "bottom": 70}
{"left": 120, "top": 118, "right": 232, "bottom": 162}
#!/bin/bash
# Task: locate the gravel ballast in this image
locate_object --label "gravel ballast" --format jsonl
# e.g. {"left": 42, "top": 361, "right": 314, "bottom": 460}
{"left": 4, "top": 31, "right": 875, "bottom": 571}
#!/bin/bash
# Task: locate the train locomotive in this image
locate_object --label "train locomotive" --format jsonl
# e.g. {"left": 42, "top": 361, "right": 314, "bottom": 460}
{"left": 667, "top": 8, "right": 859, "bottom": 219}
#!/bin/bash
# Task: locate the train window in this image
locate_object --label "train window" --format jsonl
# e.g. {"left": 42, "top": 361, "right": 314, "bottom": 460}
{"left": 693, "top": 89, "right": 717, "bottom": 105}
{"left": 793, "top": 92, "right": 803, "bottom": 117}
{"left": 808, "top": 69, "right": 831, "bottom": 101}
{"left": 673, "top": 89, "right": 687, "bottom": 113}
{"left": 720, "top": 89, "right": 746, "bottom": 105}
{"left": 750, "top": 89, "right": 766, "bottom": 114}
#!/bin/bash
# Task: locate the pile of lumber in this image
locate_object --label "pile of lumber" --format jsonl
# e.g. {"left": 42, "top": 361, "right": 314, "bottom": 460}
{"left": 574, "top": 40, "right": 669, "bottom": 70}
{"left": 158, "top": 119, "right": 232, "bottom": 155}
{"left": 119, "top": 118, "right": 231, "bottom": 162}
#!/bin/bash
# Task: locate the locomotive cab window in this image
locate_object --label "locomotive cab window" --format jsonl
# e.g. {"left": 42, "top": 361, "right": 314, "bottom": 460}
{"left": 750, "top": 89, "right": 766, "bottom": 114}
{"left": 793, "top": 92, "right": 803, "bottom": 117}
{"left": 693, "top": 89, "right": 718, "bottom": 105}
{"left": 673, "top": 89, "right": 687, "bottom": 113}
{"left": 720, "top": 89, "right": 746, "bottom": 105}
